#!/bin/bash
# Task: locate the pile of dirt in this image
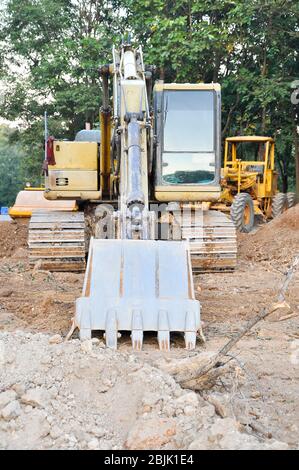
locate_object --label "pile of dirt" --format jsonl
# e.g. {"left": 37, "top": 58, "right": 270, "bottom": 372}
{"left": 0, "top": 331, "right": 289, "bottom": 450}
{"left": 238, "top": 205, "right": 299, "bottom": 269}
{"left": 0, "top": 220, "right": 28, "bottom": 258}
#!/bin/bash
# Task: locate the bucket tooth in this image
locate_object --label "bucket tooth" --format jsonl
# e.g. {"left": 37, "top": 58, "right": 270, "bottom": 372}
{"left": 184, "top": 311, "right": 197, "bottom": 350}
{"left": 105, "top": 309, "right": 118, "bottom": 349}
{"left": 131, "top": 309, "right": 143, "bottom": 351}
{"left": 184, "top": 332, "right": 197, "bottom": 350}
{"left": 80, "top": 328, "right": 92, "bottom": 341}
{"left": 158, "top": 310, "right": 170, "bottom": 351}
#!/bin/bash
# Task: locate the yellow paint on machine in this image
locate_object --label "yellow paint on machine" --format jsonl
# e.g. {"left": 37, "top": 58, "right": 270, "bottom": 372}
{"left": 155, "top": 185, "right": 221, "bottom": 202}
{"left": 50, "top": 141, "right": 98, "bottom": 170}
{"left": 47, "top": 141, "right": 100, "bottom": 196}
{"left": 9, "top": 189, "right": 78, "bottom": 218}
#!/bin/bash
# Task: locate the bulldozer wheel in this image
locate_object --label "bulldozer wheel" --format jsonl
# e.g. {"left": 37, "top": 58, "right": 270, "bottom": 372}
{"left": 287, "top": 192, "right": 296, "bottom": 208}
{"left": 230, "top": 193, "right": 254, "bottom": 233}
{"left": 272, "top": 193, "right": 288, "bottom": 218}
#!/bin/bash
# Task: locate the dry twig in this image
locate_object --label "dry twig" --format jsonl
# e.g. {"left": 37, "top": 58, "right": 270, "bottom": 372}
{"left": 176, "top": 256, "right": 299, "bottom": 390}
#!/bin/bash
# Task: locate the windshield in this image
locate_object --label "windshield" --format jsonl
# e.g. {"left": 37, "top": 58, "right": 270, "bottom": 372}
{"left": 162, "top": 153, "right": 215, "bottom": 184}
{"left": 163, "top": 90, "right": 214, "bottom": 152}
{"left": 162, "top": 90, "right": 216, "bottom": 184}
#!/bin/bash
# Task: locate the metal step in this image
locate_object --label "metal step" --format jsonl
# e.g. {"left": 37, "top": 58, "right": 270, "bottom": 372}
{"left": 181, "top": 210, "right": 237, "bottom": 272}
{"left": 28, "top": 210, "right": 86, "bottom": 272}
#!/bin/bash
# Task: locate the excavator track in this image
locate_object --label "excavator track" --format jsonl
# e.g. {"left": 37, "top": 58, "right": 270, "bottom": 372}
{"left": 28, "top": 211, "right": 86, "bottom": 271}
{"left": 181, "top": 210, "right": 237, "bottom": 272}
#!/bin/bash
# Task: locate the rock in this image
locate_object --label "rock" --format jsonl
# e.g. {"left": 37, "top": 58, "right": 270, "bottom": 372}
{"left": 87, "top": 438, "right": 99, "bottom": 450}
{"left": 1, "top": 400, "right": 21, "bottom": 421}
{"left": 50, "top": 425, "right": 63, "bottom": 440}
{"left": 21, "top": 388, "right": 49, "bottom": 408}
{"left": 22, "top": 410, "right": 51, "bottom": 441}
{"left": 91, "top": 338, "right": 100, "bottom": 344}
{"left": 40, "top": 355, "right": 52, "bottom": 366}
{"left": 184, "top": 405, "right": 196, "bottom": 416}
{"left": 24, "top": 405, "right": 33, "bottom": 413}
{"left": 0, "top": 288, "right": 13, "bottom": 298}
{"left": 0, "top": 340, "right": 6, "bottom": 365}
{"left": 80, "top": 340, "right": 93, "bottom": 353}
{"left": 174, "top": 392, "right": 198, "bottom": 408}
{"left": 142, "top": 392, "right": 161, "bottom": 408}
{"left": 0, "top": 390, "right": 17, "bottom": 409}
{"left": 125, "top": 418, "right": 176, "bottom": 450}
{"left": 251, "top": 391, "right": 262, "bottom": 399}
{"left": 12, "top": 384, "right": 26, "bottom": 397}
{"left": 188, "top": 417, "right": 274, "bottom": 450}
{"left": 199, "top": 403, "right": 215, "bottom": 418}
{"left": 49, "top": 335, "right": 63, "bottom": 345}
{"left": 264, "top": 440, "right": 289, "bottom": 450}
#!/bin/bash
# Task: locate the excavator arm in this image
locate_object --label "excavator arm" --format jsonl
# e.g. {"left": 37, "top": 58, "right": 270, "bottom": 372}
{"left": 74, "top": 43, "right": 201, "bottom": 349}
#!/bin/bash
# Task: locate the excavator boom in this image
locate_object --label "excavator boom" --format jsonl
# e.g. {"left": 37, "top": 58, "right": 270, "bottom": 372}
{"left": 74, "top": 44, "right": 201, "bottom": 349}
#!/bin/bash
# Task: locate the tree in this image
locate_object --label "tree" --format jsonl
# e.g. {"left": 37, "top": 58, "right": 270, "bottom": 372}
{"left": 0, "top": 126, "right": 25, "bottom": 207}
{"left": 0, "top": 0, "right": 298, "bottom": 195}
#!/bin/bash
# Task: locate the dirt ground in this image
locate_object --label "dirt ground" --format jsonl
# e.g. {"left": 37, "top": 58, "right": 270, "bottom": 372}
{"left": 0, "top": 207, "right": 298, "bottom": 449}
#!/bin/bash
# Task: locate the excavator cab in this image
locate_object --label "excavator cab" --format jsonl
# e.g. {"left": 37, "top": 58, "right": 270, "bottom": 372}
{"left": 153, "top": 83, "right": 221, "bottom": 203}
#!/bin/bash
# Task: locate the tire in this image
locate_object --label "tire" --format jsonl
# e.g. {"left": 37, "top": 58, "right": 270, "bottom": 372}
{"left": 272, "top": 193, "right": 288, "bottom": 218}
{"left": 287, "top": 192, "right": 296, "bottom": 208}
{"left": 230, "top": 193, "right": 255, "bottom": 233}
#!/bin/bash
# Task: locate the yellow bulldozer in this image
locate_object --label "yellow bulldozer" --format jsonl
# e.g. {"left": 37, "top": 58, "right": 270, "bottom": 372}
{"left": 214, "top": 136, "right": 296, "bottom": 232}
{"left": 28, "top": 42, "right": 238, "bottom": 349}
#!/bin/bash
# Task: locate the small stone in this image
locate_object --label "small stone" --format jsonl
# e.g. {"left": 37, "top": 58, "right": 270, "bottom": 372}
{"left": 251, "top": 391, "right": 262, "bottom": 399}
{"left": 175, "top": 392, "right": 198, "bottom": 408}
{"left": 0, "top": 390, "right": 17, "bottom": 409}
{"left": 91, "top": 338, "right": 100, "bottom": 344}
{"left": 21, "top": 388, "right": 49, "bottom": 408}
{"left": 49, "top": 334, "right": 63, "bottom": 345}
{"left": 125, "top": 418, "right": 176, "bottom": 450}
{"left": 12, "top": 384, "right": 26, "bottom": 397}
{"left": 184, "top": 405, "right": 195, "bottom": 416}
{"left": 81, "top": 340, "right": 93, "bottom": 353}
{"left": 200, "top": 403, "right": 215, "bottom": 418}
{"left": 142, "top": 405, "right": 152, "bottom": 414}
{"left": 88, "top": 438, "right": 99, "bottom": 450}
{"left": 50, "top": 425, "right": 63, "bottom": 439}
{"left": 142, "top": 392, "right": 161, "bottom": 408}
{"left": 1, "top": 400, "right": 21, "bottom": 421}
{"left": 0, "top": 288, "right": 13, "bottom": 298}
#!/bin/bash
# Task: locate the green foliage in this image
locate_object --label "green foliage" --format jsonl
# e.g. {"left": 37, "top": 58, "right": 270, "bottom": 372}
{"left": 0, "top": 126, "right": 25, "bottom": 207}
{"left": 0, "top": 0, "right": 298, "bottom": 201}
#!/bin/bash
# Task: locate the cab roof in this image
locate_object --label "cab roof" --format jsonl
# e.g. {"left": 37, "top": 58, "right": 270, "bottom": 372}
{"left": 225, "top": 136, "right": 274, "bottom": 143}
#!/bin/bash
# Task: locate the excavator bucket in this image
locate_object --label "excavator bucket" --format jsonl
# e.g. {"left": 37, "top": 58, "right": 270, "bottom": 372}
{"left": 75, "top": 238, "right": 200, "bottom": 350}
{"left": 9, "top": 189, "right": 77, "bottom": 218}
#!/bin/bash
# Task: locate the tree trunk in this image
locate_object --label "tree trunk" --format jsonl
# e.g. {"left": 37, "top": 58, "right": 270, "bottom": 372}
{"left": 294, "top": 123, "right": 299, "bottom": 198}
{"left": 277, "top": 158, "right": 288, "bottom": 193}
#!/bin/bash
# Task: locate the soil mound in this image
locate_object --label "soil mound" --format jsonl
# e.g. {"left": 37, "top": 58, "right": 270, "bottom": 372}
{"left": 0, "top": 220, "right": 28, "bottom": 258}
{"left": 239, "top": 205, "right": 299, "bottom": 268}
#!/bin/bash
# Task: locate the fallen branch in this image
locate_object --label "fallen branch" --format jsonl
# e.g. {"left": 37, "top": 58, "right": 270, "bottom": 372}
{"left": 276, "top": 312, "right": 299, "bottom": 322}
{"left": 176, "top": 255, "right": 299, "bottom": 390}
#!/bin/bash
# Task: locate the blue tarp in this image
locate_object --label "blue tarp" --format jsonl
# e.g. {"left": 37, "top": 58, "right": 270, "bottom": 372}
{"left": 0, "top": 207, "right": 9, "bottom": 215}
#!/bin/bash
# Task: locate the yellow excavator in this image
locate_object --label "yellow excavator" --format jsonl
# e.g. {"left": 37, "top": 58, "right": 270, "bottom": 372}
{"left": 28, "top": 43, "right": 237, "bottom": 349}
